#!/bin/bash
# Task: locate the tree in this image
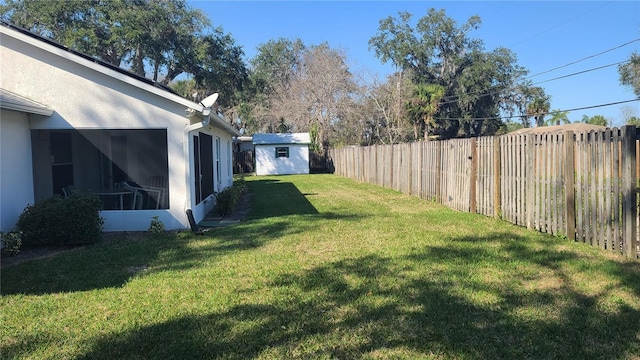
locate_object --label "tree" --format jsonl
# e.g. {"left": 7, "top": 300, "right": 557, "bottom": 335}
{"left": 581, "top": 115, "right": 608, "bottom": 126}
{"left": 369, "top": 8, "right": 531, "bottom": 138}
{"left": 544, "top": 109, "right": 570, "bottom": 126}
{"left": 0, "top": 0, "right": 247, "bottom": 107}
{"left": 405, "top": 83, "right": 445, "bottom": 140}
{"left": 504, "top": 121, "right": 525, "bottom": 133}
{"left": 501, "top": 85, "right": 548, "bottom": 128}
{"left": 190, "top": 31, "right": 248, "bottom": 109}
{"left": 265, "top": 43, "right": 357, "bottom": 151}
{"left": 243, "top": 38, "right": 306, "bottom": 133}
{"left": 618, "top": 51, "right": 640, "bottom": 97}
{"left": 453, "top": 47, "right": 526, "bottom": 137}
{"left": 621, "top": 105, "right": 640, "bottom": 125}
{"left": 1, "top": 0, "right": 132, "bottom": 65}
{"left": 526, "top": 94, "right": 551, "bottom": 127}
{"left": 123, "top": 0, "right": 211, "bottom": 84}
{"left": 369, "top": 9, "right": 481, "bottom": 83}
{"left": 358, "top": 72, "right": 414, "bottom": 145}
{"left": 626, "top": 117, "right": 640, "bottom": 126}
{"left": 249, "top": 38, "right": 305, "bottom": 97}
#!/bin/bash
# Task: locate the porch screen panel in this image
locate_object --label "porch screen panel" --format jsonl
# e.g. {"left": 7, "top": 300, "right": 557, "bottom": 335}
{"left": 215, "top": 137, "right": 221, "bottom": 186}
{"left": 194, "top": 136, "right": 201, "bottom": 204}
{"left": 36, "top": 129, "right": 170, "bottom": 210}
{"left": 199, "top": 133, "right": 214, "bottom": 201}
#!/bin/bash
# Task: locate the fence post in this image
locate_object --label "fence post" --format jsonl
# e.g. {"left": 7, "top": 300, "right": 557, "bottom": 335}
{"left": 564, "top": 131, "right": 576, "bottom": 241}
{"left": 470, "top": 138, "right": 477, "bottom": 214}
{"left": 494, "top": 137, "right": 501, "bottom": 219}
{"left": 621, "top": 125, "right": 637, "bottom": 258}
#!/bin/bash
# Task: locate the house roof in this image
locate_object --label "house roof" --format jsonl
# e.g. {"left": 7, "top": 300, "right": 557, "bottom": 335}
{"left": 0, "top": 88, "right": 53, "bottom": 116}
{"left": 253, "top": 133, "right": 312, "bottom": 145}
{"left": 0, "top": 21, "right": 177, "bottom": 95}
{"left": 510, "top": 123, "right": 607, "bottom": 135}
{"left": 0, "top": 21, "right": 240, "bottom": 136}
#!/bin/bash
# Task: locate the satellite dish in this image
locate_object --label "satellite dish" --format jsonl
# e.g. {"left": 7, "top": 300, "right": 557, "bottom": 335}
{"left": 200, "top": 93, "right": 219, "bottom": 108}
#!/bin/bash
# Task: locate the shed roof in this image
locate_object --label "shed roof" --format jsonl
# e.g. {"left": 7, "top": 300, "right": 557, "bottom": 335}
{"left": 253, "top": 133, "right": 311, "bottom": 145}
{"left": 510, "top": 123, "right": 607, "bottom": 135}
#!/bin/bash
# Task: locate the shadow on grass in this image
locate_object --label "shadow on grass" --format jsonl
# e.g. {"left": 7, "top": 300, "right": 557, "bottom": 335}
{"left": 0, "top": 178, "right": 365, "bottom": 296}
{"left": 245, "top": 178, "right": 319, "bottom": 220}
{"left": 78, "top": 232, "right": 640, "bottom": 359}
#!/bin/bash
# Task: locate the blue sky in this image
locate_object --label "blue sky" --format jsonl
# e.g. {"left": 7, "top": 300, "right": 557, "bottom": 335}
{"left": 190, "top": 1, "right": 640, "bottom": 126}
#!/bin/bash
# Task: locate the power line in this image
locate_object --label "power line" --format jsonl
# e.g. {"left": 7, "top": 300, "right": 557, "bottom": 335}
{"left": 526, "top": 38, "right": 640, "bottom": 79}
{"left": 531, "top": 60, "right": 629, "bottom": 86}
{"left": 433, "top": 98, "right": 640, "bottom": 122}
{"left": 438, "top": 38, "right": 640, "bottom": 103}
{"left": 436, "top": 59, "right": 629, "bottom": 107}
{"left": 508, "top": 2, "right": 611, "bottom": 49}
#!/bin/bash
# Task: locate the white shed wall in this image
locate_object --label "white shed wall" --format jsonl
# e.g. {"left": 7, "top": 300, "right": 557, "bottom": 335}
{"left": 255, "top": 144, "right": 309, "bottom": 176}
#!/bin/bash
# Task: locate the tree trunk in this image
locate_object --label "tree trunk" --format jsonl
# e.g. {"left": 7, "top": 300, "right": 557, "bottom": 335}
{"left": 132, "top": 47, "right": 145, "bottom": 77}
{"left": 424, "top": 116, "right": 431, "bottom": 141}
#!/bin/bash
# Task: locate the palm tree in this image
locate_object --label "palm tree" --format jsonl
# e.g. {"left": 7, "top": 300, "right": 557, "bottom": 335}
{"left": 545, "top": 109, "right": 570, "bottom": 126}
{"left": 581, "top": 115, "right": 608, "bottom": 126}
{"left": 526, "top": 95, "right": 551, "bottom": 127}
{"left": 405, "top": 83, "right": 445, "bottom": 140}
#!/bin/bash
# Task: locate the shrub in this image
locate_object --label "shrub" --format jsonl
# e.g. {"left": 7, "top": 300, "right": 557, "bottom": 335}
{"left": 214, "top": 178, "right": 247, "bottom": 216}
{"left": 1, "top": 230, "right": 22, "bottom": 256}
{"left": 148, "top": 216, "right": 165, "bottom": 234}
{"left": 17, "top": 192, "right": 104, "bottom": 246}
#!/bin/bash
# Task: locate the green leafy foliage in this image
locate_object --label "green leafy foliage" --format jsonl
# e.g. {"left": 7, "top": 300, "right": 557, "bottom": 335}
{"left": 16, "top": 192, "right": 104, "bottom": 246}
{"left": 0, "top": 230, "right": 22, "bottom": 256}
{"left": 369, "top": 8, "right": 535, "bottom": 138}
{"left": 405, "top": 83, "right": 445, "bottom": 140}
{"left": 214, "top": 178, "right": 247, "bottom": 216}
{"left": 0, "top": 0, "right": 248, "bottom": 107}
{"left": 147, "top": 216, "right": 165, "bottom": 234}
{"left": 581, "top": 114, "right": 609, "bottom": 126}
{"left": 544, "top": 109, "right": 570, "bottom": 126}
{"left": 618, "top": 51, "right": 640, "bottom": 97}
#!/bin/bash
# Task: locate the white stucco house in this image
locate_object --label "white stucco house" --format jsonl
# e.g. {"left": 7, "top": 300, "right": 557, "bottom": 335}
{"left": 253, "top": 133, "right": 311, "bottom": 176}
{"left": 0, "top": 23, "right": 239, "bottom": 232}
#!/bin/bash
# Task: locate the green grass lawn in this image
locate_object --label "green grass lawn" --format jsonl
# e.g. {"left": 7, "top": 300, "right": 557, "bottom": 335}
{"left": 2, "top": 174, "right": 639, "bottom": 359}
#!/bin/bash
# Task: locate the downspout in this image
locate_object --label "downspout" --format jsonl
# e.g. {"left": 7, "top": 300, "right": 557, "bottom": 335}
{"left": 183, "top": 108, "right": 211, "bottom": 212}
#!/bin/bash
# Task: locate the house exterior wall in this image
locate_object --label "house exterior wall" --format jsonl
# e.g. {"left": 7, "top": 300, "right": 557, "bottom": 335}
{"left": 255, "top": 144, "right": 309, "bottom": 176}
{"left": 0, "top": 26, "right": 236, "bottom": 231}
{"left": 0, "top": 109, "right": 35, "bottom": 232}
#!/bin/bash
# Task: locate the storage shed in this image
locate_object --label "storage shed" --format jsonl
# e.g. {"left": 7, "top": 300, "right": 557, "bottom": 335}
{"left": 253, "top": 133, "right": 311, "bottom": 175}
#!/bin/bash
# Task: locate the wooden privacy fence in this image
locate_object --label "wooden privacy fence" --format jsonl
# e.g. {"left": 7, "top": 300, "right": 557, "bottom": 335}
{"left": 329, "top": 126, "right": 639, "bottom": 259}
{"left": 233, "top": 150, "right": 254, "bottom": 174}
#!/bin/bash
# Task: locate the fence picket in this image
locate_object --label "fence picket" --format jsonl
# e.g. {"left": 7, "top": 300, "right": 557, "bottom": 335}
{"left": 328, "top": 125, "right": 638, "bottom": 259}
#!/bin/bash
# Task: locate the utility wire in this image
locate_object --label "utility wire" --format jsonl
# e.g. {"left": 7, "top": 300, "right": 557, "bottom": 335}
{"left": 531, "top": 61, "right": 629, "bottom": 86}
{"left": 432, "top": 98, "right": 639, "bottom": 122}
{"left": 526, "top": 38, "right": 640, "bottom": 79}
{"left": 436, "top": 59, "right": 629, "bottom": 107}
{"left": 438, "top": 38, "right": 640, "bottom": 103}
{"left": 508, "top": 2, "right": 610, "bottom": 49}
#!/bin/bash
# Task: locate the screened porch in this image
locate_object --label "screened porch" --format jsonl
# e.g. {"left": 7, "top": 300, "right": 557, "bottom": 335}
{"left": 31, "top": 129, "right": 170, "bottom": 210}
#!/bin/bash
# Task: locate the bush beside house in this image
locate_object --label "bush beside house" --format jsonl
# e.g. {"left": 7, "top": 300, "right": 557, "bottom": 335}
{"left": 17, "top": 192, "right": 104, "bottom": 247}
